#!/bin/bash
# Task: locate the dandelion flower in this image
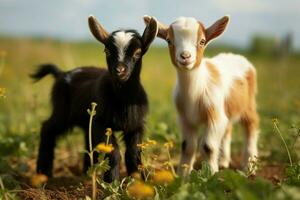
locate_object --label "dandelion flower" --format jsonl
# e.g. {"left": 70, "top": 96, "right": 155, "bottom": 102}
{"left": 153, "top": 170, "right": 174, "bottom": 185}
{"left": 96, "top": 143, "right": 114, "bottom": 153}
{"left": 127, "top": 180, "right": 154, "bottom": 199}
{"left": 31, "top": 174, "right": 48, "bottom": 187}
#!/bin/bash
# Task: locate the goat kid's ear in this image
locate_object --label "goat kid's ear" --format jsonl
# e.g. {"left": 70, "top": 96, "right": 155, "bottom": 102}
{"left": 144, "top": 16, "right": 168, "bottom": 40}
{"left": 141, "top": 16, "right": 158, "bottom": 53}
{"left": 205, "top": 15, "right": 230, "bottom": 45}
{"left": 88, "top": 15, "right": 109, "bottom": 44}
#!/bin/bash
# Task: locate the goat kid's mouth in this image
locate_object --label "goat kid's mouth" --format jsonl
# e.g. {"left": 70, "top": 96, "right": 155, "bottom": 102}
{"left": 176, "top": 59, "right": 195, "bottom": 69}
{"left": 117, "top": 72, "right": 130, "bottom": 81}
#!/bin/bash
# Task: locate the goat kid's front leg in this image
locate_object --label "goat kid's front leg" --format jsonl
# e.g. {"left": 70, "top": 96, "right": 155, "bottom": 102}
{"left": 177, "top": 118, "right": 198, "bottom": 176}
{"left": 124, "top": 128, "right": 143, "bottom": 177}
{"left": 201, "top": 113, "right": 228, "bottom": 174}
{"left": 219, "top": 123, "right": 232, "bottom": 169}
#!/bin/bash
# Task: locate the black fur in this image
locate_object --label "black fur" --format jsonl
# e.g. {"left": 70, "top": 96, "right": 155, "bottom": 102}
{"left": 32, "top": 25, "right": 156, "bottom": 182}
{"left": 203, "top": 143, "right": 212, "bottom": 156}
{"left": 30, "top": 64, "right": 62, "bottom": 81}
{"left": 181, "top": 140, "right": 187, "bottom": 152}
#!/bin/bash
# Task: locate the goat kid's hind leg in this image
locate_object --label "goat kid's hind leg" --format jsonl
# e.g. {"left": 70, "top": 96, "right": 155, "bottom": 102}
{"left": 201, "top": 114, "right": 228, "bottom": 174}
{"left": 241, "top": 111, "right": 259, "bottom": 173}
{"left": 124, "top": 128, "right": 143, "bottom": 178}
{"left": 177, "top": 119, "right": 198, "bottom": 176}
{"left": 37, "top": 117, "right": 68, "bottom": 177}
{"left": 219, "top": 123, "right": 232, "bottom": 169}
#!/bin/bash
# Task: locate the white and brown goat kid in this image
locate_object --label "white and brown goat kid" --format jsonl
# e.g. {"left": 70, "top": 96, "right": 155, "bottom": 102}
{"left": 144, "top": 15, "right": 259, "bottom": 174}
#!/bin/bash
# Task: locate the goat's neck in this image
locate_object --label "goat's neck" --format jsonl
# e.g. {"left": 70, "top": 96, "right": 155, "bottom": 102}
{"left": 175, "top": 61, "right": 209, "bottom": 97}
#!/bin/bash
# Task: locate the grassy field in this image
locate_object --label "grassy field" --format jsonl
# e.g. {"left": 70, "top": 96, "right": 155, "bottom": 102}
{"left": 0, "top": 37, "right": 300, "bottom": 199}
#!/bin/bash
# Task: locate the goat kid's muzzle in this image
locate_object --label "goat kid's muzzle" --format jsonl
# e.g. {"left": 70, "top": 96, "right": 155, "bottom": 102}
{"left": 116, "top": 64, "right": 130, "bottom": 81}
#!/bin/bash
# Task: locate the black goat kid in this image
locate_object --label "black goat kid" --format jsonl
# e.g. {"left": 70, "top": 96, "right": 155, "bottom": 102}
{"left": 31, "top": 16, "right": 158, "bottom": 182}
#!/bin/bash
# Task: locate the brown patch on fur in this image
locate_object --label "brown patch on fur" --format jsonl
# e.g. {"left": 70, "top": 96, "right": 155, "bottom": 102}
{"left": 167, "top": 27, "right": 177, "bottom": 67}
{"left": 175, "top": 91, "right": 218, "bottom": 126}
{"left": 225, "top": 78, "right": 249, "bottom": 118}
{"left": 193, "top": 22, "right": 206, "bottom": 68}
{"left": 225, "top": 68, "right": 259, "bottom": 137}
{"left": 224, "top": 68, "right": 259, "bottom": 119}
{"left": 241, "top": 69, "right": 259, "bottom": 137}
{"left": 199, "top": 104, "right": 218, "bottom": 124}
{"left": 206, "top": 61, "right": 221, "bottom": 85}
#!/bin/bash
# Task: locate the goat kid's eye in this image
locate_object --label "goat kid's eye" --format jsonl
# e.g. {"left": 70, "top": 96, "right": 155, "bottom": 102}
{"left": 166, "top": 38, "right": 172, "bottom": 45}
{"left": 133, "top": 49, "right": 142, "bottom": 59}
{"left": 104, "top": 48, "right": 111, "bottom": 56}
{"left": 198, "top": 39, "right": 206, "bottom": 47}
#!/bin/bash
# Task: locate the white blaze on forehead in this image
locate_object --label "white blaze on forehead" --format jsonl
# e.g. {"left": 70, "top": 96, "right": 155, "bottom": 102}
{"left": 172, "top": 17, "right": 200, "bottom": 68}
{"left": 113, "top": 31, "right": 134, "bottom": 62}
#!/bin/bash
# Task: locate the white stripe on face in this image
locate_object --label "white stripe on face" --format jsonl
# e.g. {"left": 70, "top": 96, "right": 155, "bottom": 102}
{"left": 113, "top": 31, "right": 134, "bottom": 62}
{"left": 172, "top": 17, "right": 200, "bottom": 69}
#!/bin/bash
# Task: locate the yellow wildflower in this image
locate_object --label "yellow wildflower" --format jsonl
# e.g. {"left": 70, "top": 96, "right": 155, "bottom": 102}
{"left": 137, "top": 142, "right": 148, "bottom": 150}
{"left": 164, "top": 141, "right": 174, "bottom": 149}
{"left": 0, "top": 88, "right": 5, "bottom": 98}
{"left": 127, "top": 180, "right": 154, "bottom": 199}
{"left": 105, "top": 128, "right": 112, "bottom": 136}
{"left": 153, "top": 170, "right": 174, "bottom": 185}
{"left": 146, "top": 138, "right": 157, "bottom": 145}
{"left": 31, "top": 174, "right": 48, "bottom": 187}
{"left": 96, "top": 143, "right": 114, "bottom": 153}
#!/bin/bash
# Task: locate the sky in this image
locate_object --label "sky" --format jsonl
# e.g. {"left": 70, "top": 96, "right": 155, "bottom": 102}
{"left": 0, "top": 0, "right": 300, "bottom": 48}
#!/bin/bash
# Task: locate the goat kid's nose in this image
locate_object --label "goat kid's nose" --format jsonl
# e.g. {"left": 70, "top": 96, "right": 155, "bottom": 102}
{"left": 117, "top": 65, "right": 126, "bottom": 73}
{"left": 180, "top": 51, "right": 191, "bottom": 60}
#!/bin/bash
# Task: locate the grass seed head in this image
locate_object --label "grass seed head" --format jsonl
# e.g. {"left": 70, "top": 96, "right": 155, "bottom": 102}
{"left": 105, "top": 128, "right": 112, "bottom": 136}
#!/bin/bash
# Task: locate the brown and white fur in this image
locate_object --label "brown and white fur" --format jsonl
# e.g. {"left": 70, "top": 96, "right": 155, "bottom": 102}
{"left": 144, "top": 15, "right": 259, "bottom": 174}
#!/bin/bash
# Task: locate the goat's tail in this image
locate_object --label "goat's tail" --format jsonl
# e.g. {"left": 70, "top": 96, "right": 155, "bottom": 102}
{"left": 30, "top": 63, "right": 63, "bottom": 82}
